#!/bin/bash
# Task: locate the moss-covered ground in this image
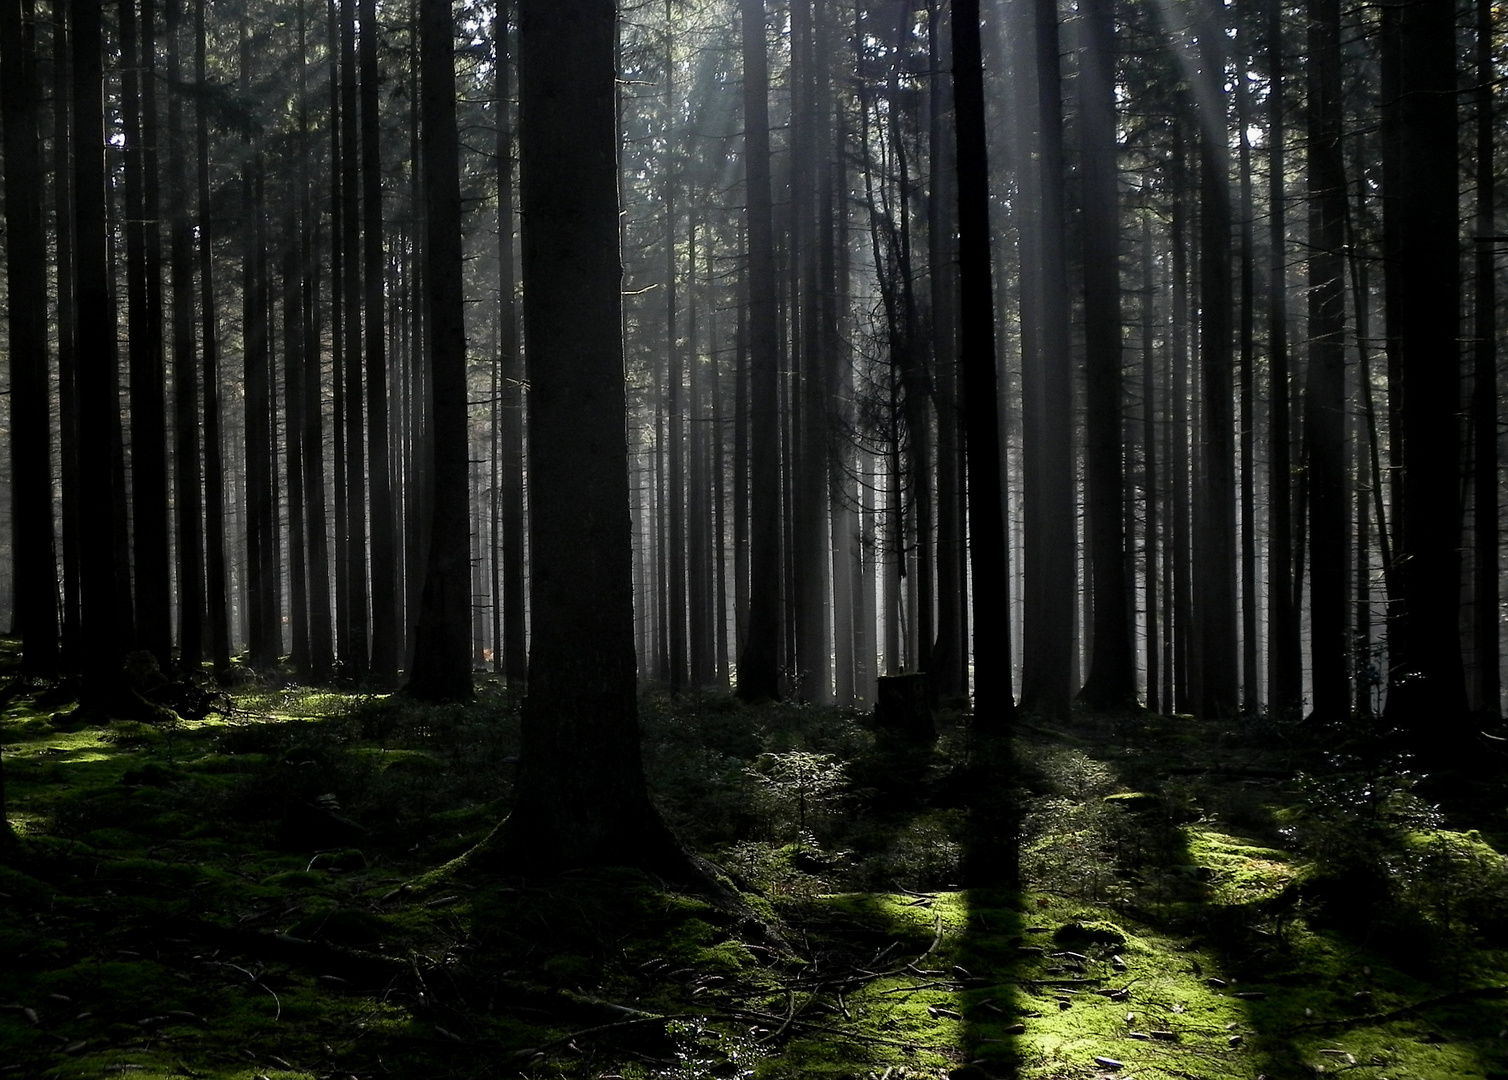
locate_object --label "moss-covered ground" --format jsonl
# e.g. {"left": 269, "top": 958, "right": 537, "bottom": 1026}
{"left": 3, "top": 658, "right": 1507, "bottom": 1079}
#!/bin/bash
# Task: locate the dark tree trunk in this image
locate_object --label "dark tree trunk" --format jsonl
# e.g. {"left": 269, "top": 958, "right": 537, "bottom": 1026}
{"left": 1140, "top": 216, "right": 1160, "bottom": 712}
{"left": 498, "top": 0, "right": 681, "bottom": 873}
{"left": 1019, "top": 0, "right": 1074, "bottom": 719}
{"left": 74, "top": 0, "right": 129, "bottom": 702}
{"left": 405, "top": 0, "right": 473, "bottom": 702}
{"left": 1265, "top": 0, "right": 1299, "bottom": 713}
{"left": 301, "top": 0, "right": 334, "bottom": 681}
{"left": 2, "top": 0, "right": 61, "bottom": 678}
{"left": 1305, "top": 0, "right": 1350, "bottom": 722}
{"left": 1076, "top": 0, "right": 1135, "bottom": 710}
{"left": 928, "top": 0, "right": 965, "bottom": 704}
{"left": 341, "top": 0, "right": 368, "bottom": 678}
{"left": 954, "top": 0, "right": 1016, "bottom": 732}
{"left": 1234, "top": 53, "right": 1259, "bottom": 713}
{"left": 737, "top": 0, "right": 783, "bottom": 703}
{"left": 124, "top": 0, "right": 173, "bottom": 669}
{"left": 1194, "top": 13, "right": 1238, "bottom": 718}
{"left": 665, "top": 25, "right": 687, "bottom": 693}
{"left": 166, "top": 0, "right": 203, "bottom": 673}
{"left": 197, "top": 0, "right": 231, "bottom": 676}
{"left": 495, "top": 2, "right": 527, "bottom": 685}
{"left": 1383, "top": 0, "right": 1468, "bottom": 739}
{"left": 284, "top": 245, "right": 311, "bottom": 674}
{"left": 53, "top": 4, "right": 83, "bottom": 667}
{"left": 1472, "top": 0, "right": 1499, "bottom": 719}
{"left": 361, "top": 0, "right": 398, "bottom": 683}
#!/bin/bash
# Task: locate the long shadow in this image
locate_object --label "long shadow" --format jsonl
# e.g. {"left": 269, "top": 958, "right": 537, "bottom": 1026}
{"left": 1008, "top": 707, "right": 1508, "bottom": 1080}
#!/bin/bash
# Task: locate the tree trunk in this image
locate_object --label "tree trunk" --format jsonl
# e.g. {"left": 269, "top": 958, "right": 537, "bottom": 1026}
{"left": 1077, "top": 0, "right": 1134, "bottom": 710}
{"left": 405, "top": 0, "right": 473, "bottom": 702}
{"left": 496, "top": 2, "right": 527, "bottom": 685}
{"left": 737, "top": 0, "right": 783, "bottom": 703}
{"left": 2, "top": 0, "right": 61, "bottom": 678}
{"left": 1304, "top": 0, "right": 1350, "bottom": 722}
{"left": 498, "top": 0, "right": 682, "bottom": 873}
{"left": 954, "top": 0, "right": 1016, "bottom": 731}
{"left": 362, "top": 0, "right": 397, "bottom": 683}
{"left": 74, "top": 0, "right": 129, "bottom": 703}
{"left": 1265, "top": 0, "right": 1299, "bottom": 713}
{"left": 340, "top": 0, "right": 368, "bottom": 679}
{"left": 197, "top": 0, "right": 230, "bottom": 676}
{"left": 1472, "top": 0, "right": 1499, "bottom": 719}
{"left": 1382, "top": 0, "right": 1468, "bottom": 740}
{"left": 1194, "top": 7, "right": 1238, "bottom": 718}
{"left": 1019, "top": 0, "right": 1074, "bottom": 719}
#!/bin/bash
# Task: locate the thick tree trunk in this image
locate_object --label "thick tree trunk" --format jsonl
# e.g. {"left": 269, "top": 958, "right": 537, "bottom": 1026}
{"left": 498, "top": 0, "right": 681, "bottom": 873}
{"left": 1383, "top": 0, "right": 1468, "bottom": 739}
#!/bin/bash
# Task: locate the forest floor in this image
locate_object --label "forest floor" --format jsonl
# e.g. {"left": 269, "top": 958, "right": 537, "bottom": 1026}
{"left": 3, "top": 649, "right": 1508, "bottom": 1080}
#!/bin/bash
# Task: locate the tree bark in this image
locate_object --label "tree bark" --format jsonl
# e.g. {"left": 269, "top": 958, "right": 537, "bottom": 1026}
{"left": 362, "top": 0, "right": 398, "bottom": 683}
{"left": 2, "top": 0, "right": 61, "bottom": 678}
{"left": 737, "top": 0, "right": 783, "bottom": 703}
{"left": 1382, "top": 0, "right": 1468, "bottom": 737}
{"left": 1077, "top": 0, "right": 1135, "bottom": 710}
{"left": 498, "top": 0, "right": 682, "bottom": 873}
{"left": 405, "top": 0, "right": 473, "bottom": 702}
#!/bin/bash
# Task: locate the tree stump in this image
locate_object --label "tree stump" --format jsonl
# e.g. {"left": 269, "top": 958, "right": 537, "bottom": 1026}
{"left": 874, "top": 673, "right": 935, "bottom": 744}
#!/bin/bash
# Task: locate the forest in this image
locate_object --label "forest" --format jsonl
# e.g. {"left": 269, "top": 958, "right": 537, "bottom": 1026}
{"left": 2, "top": 0, "right": 1508, "bottom": 1076}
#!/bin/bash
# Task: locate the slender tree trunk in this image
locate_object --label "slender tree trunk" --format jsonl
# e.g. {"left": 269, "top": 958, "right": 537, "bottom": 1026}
{"left": 2, "top": 0, "right": 61, "bottom": 678}
{"left": 74, "top": 0, "right": 129, "bottom": 702}
{"left": 1235, "top": 53, "right": 1259, "bottom": 712}
{"left": 361, "top": 0, "right": 397, "bottom": 682}
{"left": 123, "top": 0, "right": 173, "bottom": 668}
{"left": 405, "top": 0, "right": 473, "bottom": 702}
{"left": 737, "top": 0, "right": 783, "bottom": 703}
{"left": 665, "top": 22, "right": 687, "bottom": 693}
{"left": 301, "top": 0, "right": 334, "bottom": 680}
{"left": 1265, "top": 0, "right": 1299, "bottom": 712}
{"left": 1305, "top": 0, "right": 1350, "bottom": 721}
{"left": 1194, "top": 6, "right": 1238, "bottom": 718}
{"left": 53, "top": 3, "right": 83, "bottom": 667}
{"left": 1472, "top": 0, "right": 1500, "bottom": 718}
{"left": 341, "top": 0, "right": 369, "bottom": 678}
{"left": 1019, "top": 0, "right": 1074, "bottom": 718}
{"left": 284, "top": 244, "right": 311, "bottom": 673}
{"left": 496, "top": 3, "right": 527, "bottom": 685}
{"left": 1141, "top": 216, "right": 1160, "bottom": 712}
{"left": 166, "top": 0, "right": 202, "bottom": 673}
{"left": 955, "top": 0, "right": 1016, "bottom": 731}
{"left": 197, "top": 0, "right": 230, "bottom": 675}
{"left": 1077, "top": 0, "right": 1134, "bottom": 710}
